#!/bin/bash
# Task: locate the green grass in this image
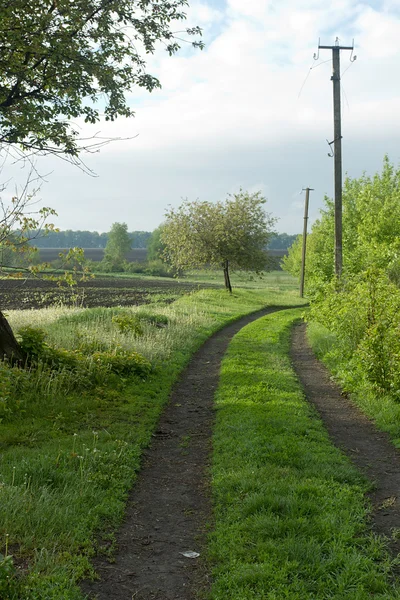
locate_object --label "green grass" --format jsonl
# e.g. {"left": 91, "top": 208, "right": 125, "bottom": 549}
{"left": 307, "top": 321, "right": 400, "bottom": 449}
{"left": 181, "top": 269, "right": 297, "bottom": 290}
{"left": 0, "top": 286, "right": 304, "bottom": 598}
{"left": 209, "top": 309, "right": 400, "bottom": 599}
{"left": 83, "top": 268, "right": 298, "bottom": 292}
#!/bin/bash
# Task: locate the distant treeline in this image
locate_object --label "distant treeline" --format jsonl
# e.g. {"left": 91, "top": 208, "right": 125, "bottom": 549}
{"left": 268, "top": 233, "right": 298, "bottom": 250}
{"left": 29, "top": 230, "right": 298, "bottom": 250}
{"left": 29, "top": 230, "right": 151, "bottom": 249}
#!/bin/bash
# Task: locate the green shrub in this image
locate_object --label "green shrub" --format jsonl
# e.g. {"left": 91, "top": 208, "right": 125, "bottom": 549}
{"left": 17, "top": 326, "right": 48, "bottom": 358}
{"left": 112, "top": 314, "right": 143, "bottom": 336}
{"left": 124, "top": 261, "right": 146, "bottom": 274}
{"left": 310, "top": 269, "right": 400, "bottom": 397}
{"left": 92, "top": 349, "right": 151, "bottom": 377}
{"left": 144, "top": 260, "right": 173, "bottom": 278}
{"left": 136, "top": 311, "right": 169, "bottom": 327}
{"left": 15, "top": 326, "right": 152, "bottom": 404}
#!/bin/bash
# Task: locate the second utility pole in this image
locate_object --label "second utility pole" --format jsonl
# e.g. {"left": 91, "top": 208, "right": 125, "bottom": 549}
{"left": 300, "top": 187, "right": 313, "bottom": 298}
{"left": 318, "top": 38, "right": 354, "bottom": 278}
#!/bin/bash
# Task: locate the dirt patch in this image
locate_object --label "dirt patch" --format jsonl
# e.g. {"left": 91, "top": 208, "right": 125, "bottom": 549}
{"left": 81, "top": 306, "right": 293, "bottom": 600}
{"left": 0, "top": 277, "right": 219, "bottom": 310}
{"left": 291, "top": 322, "right": 400, "bottom": 555}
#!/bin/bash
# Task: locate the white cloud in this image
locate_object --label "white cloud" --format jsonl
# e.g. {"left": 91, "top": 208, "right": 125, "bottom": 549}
{"left": 4, "top": 0, "right": 400, "bottom": 235}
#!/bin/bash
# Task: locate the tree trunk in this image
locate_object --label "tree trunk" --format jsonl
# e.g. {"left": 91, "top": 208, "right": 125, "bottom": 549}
{"left": 0, "top": 310, "right": 23, "bottom": 362}
{"left": 223, "top": 260, "right": 232, "bottom": 293}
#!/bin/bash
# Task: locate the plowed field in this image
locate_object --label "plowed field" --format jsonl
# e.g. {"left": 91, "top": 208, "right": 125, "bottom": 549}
{"left": 0, "top": 277, "right": 218, "bottom": 310}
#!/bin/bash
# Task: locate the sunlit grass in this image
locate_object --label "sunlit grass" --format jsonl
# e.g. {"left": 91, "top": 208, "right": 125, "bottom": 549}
{"left": 210, "top": 310, "right": 400, "bottom": 599}
{"left": 182, "top": 269, "right": 298, "bottom": 291}
{"left": 0, "top": 286, "right": 304, "bottom": 598}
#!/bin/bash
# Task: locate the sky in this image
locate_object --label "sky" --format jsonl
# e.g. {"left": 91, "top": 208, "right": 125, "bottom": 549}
{"left": 3, "top": 0, "right": 400, "bottom": 235}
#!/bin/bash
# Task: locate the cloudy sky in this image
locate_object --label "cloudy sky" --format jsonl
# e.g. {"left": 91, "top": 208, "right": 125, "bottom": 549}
{"left": 5, "top": 0, "right": 400, "bottom": 234}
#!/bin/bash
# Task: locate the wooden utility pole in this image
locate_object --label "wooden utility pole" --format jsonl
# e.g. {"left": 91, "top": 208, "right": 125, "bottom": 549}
{"left": 300, "top": 187, "right": 313, "bottom": 298}
{"left": 317, "top": 39, "right": 354, "bottom": 278}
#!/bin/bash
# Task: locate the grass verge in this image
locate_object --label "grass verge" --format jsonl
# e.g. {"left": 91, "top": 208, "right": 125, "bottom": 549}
{"left": 307, "top": 321, "right": 400, "bottom": 449}
{"left": 210, "top": 309, "right": 400, "bottom": 599}
{"left": 0, "top": 287, "right": 303, "bottom": 598}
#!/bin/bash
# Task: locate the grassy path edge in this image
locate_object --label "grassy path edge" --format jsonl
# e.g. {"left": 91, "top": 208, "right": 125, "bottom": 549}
{"left": 209, "top": 309, "right": 400, "bottom": 599}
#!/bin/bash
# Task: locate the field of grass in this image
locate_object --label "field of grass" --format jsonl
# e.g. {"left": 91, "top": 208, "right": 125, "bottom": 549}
{"left": 183, "top": 269, "right": 297, "bottom": 291}
{"left": 209, "top": 309, "right": 400, "bottom": 599}
{"left": 307, "top": 322, "right": 400, "bottom": 449}
{"left": 0, "top": 283, "right": 303, "bottom": 598}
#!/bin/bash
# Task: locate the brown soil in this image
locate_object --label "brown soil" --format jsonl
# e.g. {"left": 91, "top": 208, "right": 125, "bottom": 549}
{"left": 291, "top": 322, "right": 400, "bottom": 555}
{"left": 81, "top": 306, "right": 291, "bottom": 600}
{"left": 0, "top": 277, "right": 218, "bottom": 310}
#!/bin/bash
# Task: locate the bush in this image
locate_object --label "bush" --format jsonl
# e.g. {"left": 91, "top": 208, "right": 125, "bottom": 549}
{"left": 16, "top": 325, "right": 151, "bottom": 392}
{"left": 144, "top": 260, "right": 173, "bottom": 277}
{"left": 310, "top": 269, "right": 400, "bottom": 397}
{"left": 124, "top": 261, "right": 147, "bottom": 274}
{"left": 97, "top": 257, "right": 128, "bottom": 273}
{"left": 92, "top": 349, "right": 151, "bottom": 377}
{"left": 17, "top": 326, "right": 48, "bottom": 358}
{"left": 112, "top": 314, "right": 143, "bottom": 336}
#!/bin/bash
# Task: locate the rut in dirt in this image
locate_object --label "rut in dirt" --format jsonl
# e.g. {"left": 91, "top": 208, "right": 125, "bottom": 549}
{"left": 291, "top": 322, "right": 400, "bottom": 556}
{"left": 81, "top": 305, "right": 298, "bottom": 600}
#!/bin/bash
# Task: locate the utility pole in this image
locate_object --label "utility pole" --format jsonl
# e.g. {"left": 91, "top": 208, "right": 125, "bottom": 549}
{"left": 300, "top": 187, "right": 313, "bottom": 298}
{"left": 317, "top": 38, "right": 355, "bottom": 278}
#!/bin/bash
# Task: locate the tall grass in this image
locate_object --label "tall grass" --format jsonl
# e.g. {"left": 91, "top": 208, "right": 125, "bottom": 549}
{"left": 0, "top": 286, "right": 304, "bottom": 598}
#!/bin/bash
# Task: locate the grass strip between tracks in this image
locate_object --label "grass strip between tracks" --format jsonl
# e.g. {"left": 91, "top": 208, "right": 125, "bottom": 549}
{"left": 210, "top": 308, "right": 400, "bottom": 600}
{"left": 0, "top": 287, "right": 300, "bottom": 599}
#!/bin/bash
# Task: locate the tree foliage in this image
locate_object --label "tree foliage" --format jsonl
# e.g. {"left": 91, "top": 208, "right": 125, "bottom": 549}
{"left": 285, "top": 158, "right": 400, "bottom": 400}
{"left": 283, "top": 157, "right": 400, "bottom": 292}
{"left": 29, "top": 229, "right": 151, "bottom": 248}
{"left": 0, "top": 0, "right": 203, "bottom": 156}
{"left": 147, "top": 225, "right": 165, "bottom": 261}
{"left": 0, "top": 180, "right": 89, "bottom": 360}
{"left": 268, "top": 232, "right": 298, "bottom": 250}
{"left": 161, "top": 191, "right": 276, "bottom": 290}
{"left": 0, "top": 176, "right": 58, "bottom": 274}
{"left": 104, "top": 222, "right": 131, "bottom": 265}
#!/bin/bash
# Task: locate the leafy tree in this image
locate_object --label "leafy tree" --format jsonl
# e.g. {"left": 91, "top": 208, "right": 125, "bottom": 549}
{"left": 283, "top": 158, "right": 400, "bottom": 399}
{"left": 0, "top": 182, "right": 59, "bottom": 360}
{"left": 0, "top": 0, "right": 202, "bottom": 359}
{"left": 283, "top": 157, "right": 400, "bottom": 294}
{"left": 131, "top": 231, "right": 152, "bottom": 249}
{"left": 147, "top": 225, "right": 165, "bottom": 261}
{"left": 0, "top": 0, "right": 203, "bottom": 156}
{"left": 161, "top": 191, "right": 276, "bottom": 292}
{"left": 102, "top": 222, "right": 132, "bottom": 269}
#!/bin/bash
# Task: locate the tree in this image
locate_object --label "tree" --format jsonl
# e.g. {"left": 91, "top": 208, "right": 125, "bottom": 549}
{"left": 268, "top": 232, "right": 299, "bottom": 250}
{"left": 0, "top": 0, "right": 202, "bottom": 359}
{"left": 282, "top": 157, "right": 400, "bottom": 295}
{"left": 147, "top": 225, "right": 165, "bottom": 261}
{"left": 161, "top": 191, "right": 276, "bottom": 292}
{"left": 131, "top": 231, "right": 152, "bottom": 249}
{"left": 0, "top": 0, "right": 203, "bottom": 157}
{"left": 103, "top": 222, "right": 132, "bottom": 269}
{"left": 0, "top": 176, "right": 59, "bottom": 360}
